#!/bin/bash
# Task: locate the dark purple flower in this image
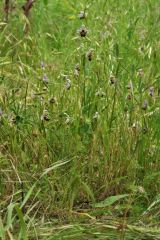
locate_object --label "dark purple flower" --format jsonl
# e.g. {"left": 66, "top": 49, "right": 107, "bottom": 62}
{"left": 78, "top": 25, "right": 88, "bottom": 37}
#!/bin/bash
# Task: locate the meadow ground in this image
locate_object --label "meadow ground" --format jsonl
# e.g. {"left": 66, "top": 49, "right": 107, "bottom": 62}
{"left": 0, "top": 0, "right": 160, "bottom": 239}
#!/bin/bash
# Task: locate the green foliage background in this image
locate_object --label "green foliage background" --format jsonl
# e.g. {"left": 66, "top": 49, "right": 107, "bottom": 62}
{"left": 0, "top": 0, "right": 160, "bottom": 238}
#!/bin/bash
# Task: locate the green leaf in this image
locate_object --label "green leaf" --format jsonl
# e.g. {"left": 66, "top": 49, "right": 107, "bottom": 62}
{"left": 93, "top": 194, "right": 129, "bottom": 208}
{"left": 6, "top": 203, "right": 16, "bottom": 230}
{"left": 21, "top": 183, "right": 36, "bottom": 208}
{"left": 43, "top": 0, "right": 48, "bottom": 5}
{"left": 40, "top": 159, "right": 71, "bottom": 178}
{"left": 15, "top": 205, "right": 28, "bottom": 240}
{"left": 81, "top": 181, "right": 95, "bottom": 202}
{"left": 143, "top": 194, "right": 160, "bottom": 215}
{"left": 0, "top": 217, "right": 5, "bottom": 240}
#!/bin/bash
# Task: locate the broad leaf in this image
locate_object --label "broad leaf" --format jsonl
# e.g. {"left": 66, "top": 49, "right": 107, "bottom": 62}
{"left": 93, "top": 194, "right": 129, "bottom": 208}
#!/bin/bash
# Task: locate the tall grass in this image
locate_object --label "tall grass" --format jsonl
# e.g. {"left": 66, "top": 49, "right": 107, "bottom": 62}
{"left": 0, "top": 0, "right": 160, "bottom": 238}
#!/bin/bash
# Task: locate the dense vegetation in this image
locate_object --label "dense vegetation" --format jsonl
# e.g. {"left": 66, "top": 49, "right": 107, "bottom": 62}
{"left": 0, "top": 0, "right": 160, "bottom": 239}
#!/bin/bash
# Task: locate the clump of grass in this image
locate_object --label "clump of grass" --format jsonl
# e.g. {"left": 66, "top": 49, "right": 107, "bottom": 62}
{"left": 0, "top": 0, "right": 160, "bottom": 239}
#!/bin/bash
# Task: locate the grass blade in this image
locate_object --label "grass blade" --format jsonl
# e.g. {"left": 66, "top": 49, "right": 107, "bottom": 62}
{"left": 93, "top": 194, "right": 129, "bottom": 208}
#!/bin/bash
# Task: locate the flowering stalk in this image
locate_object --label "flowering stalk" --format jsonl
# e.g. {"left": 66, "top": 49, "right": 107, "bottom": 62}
{"left": 4, "top": 0, "right": 10, "bottom": 22}
{"left": 22, "top": 0, "right": 35, "bottom": 33}
{"left": 22, "top": 0, "right": 35, "bottom": 17}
